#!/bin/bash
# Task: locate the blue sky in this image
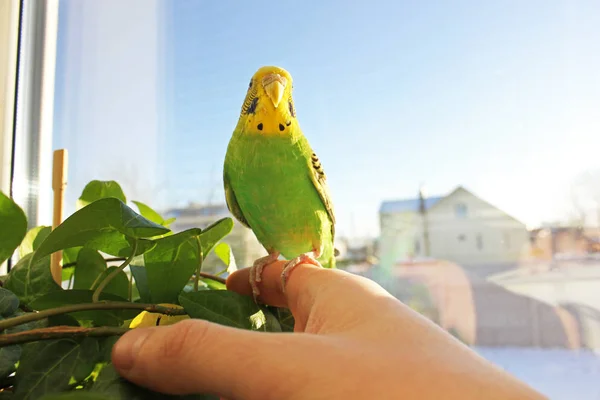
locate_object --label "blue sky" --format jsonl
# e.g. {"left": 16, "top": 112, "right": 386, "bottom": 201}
{"left": 54, "top": 0, "right": 600, "bottom": 237}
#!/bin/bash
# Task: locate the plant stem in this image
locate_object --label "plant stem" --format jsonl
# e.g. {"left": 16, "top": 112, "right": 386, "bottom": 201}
{"left": 197, "top": 272, "right": 226, "bottom": 285}
{"left": 92, "top": 240, "right": 138, "bottom": 302}
{"left": 0, "top": 302, "right": 187, "bottom": 332}
{"left": 194, "top": 237, "right": 204, "bottom": 291}
{"left": 0, "top": 326, "right": 129, "bottom": 347}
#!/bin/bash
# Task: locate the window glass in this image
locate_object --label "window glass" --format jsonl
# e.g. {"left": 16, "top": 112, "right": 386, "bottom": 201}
{"left": 43, "top": 1, "right": 600, "bottom": 397}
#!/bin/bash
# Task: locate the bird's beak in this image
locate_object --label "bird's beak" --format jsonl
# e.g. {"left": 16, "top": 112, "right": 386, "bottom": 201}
{"left": 262, "top": 73, "right": 287, "bottom": 108}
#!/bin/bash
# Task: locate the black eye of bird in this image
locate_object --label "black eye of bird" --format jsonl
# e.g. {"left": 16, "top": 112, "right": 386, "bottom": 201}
{"left": 248, "top": 79, "right": 252, "bottom": 89}
{"left": 288, "top": 101, "right": 295, "bottom": 118}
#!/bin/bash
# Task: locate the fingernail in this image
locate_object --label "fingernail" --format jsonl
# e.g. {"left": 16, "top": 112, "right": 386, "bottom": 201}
{"left": 112, "top": 329, "right": 150, "bottom": 371}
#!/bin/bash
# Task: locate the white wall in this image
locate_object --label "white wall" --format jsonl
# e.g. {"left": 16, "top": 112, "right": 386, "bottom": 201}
{"left": 424, "top": 188, "right": 530, "bottom": 264}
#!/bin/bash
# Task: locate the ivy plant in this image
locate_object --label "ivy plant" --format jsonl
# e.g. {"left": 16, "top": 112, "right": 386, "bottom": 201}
{"left": 0, "top": 180, "right": 293, "bottom": 399}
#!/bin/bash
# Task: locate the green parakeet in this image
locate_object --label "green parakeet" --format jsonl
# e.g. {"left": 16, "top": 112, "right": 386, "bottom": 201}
{"left": 223, "top": 66, "right": 336, "bottom": 298}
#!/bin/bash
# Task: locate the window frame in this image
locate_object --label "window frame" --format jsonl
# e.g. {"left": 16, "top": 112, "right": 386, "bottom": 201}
{"left": 0, "top": 0, "right": 59, "bottom": 273}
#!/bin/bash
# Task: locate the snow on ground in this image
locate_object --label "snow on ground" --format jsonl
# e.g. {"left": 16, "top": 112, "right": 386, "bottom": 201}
{"left": 474, "top": 347, "right": 600, "bottom": 399}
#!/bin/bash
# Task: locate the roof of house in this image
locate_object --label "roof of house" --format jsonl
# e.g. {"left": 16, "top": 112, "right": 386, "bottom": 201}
{"left": 379, "top": 196, "right": 443, "bottom": 214}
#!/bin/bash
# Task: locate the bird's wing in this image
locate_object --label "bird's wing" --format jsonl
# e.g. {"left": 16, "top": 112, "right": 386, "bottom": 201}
{"left": 307, "top": 150, "right": 336, "bottom": 239}
{"left": 223, "top": 171, "right": 251, "bottom": 229}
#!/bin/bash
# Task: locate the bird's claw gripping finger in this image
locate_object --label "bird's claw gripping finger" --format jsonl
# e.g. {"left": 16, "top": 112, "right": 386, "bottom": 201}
{"left": 281, "top": 252, "right": 322, "bottom": 293}
{"left": 249, "top": 252, "right": 280, "bottom": 302}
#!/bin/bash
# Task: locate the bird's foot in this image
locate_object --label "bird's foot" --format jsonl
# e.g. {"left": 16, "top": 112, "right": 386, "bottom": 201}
{"left": 281, "top": 252, "right": 322, "bottom": 293}
{"left": 249, "top": 252, "right": 280, "bottom": 301}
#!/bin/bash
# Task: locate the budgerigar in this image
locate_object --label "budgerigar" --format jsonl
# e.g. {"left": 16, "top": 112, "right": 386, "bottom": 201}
{"left": 223, "top": 66, "right": 336, "bottom": 299}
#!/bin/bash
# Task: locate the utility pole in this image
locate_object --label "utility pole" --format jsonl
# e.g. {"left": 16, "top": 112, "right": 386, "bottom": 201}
{"left": 418, "top": 184, "right": 431, "bottom": 257}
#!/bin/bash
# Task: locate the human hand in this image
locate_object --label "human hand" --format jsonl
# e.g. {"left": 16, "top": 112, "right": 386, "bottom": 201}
{"left": 112, "top": 261, "right": 546, "bottom": 399}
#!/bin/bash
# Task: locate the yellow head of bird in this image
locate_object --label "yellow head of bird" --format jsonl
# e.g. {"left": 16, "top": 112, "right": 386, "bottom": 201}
{"left": 236, "top": 66, "right": 298, "bottom": 135}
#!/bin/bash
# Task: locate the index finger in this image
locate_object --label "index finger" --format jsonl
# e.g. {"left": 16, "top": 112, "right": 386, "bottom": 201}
{"left": 226, "top": 261, "right": 397, "bottom": 331}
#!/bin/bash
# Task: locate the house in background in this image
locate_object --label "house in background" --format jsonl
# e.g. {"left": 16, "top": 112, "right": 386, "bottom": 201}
{"left": 379, "top": 186, "right": 530, "bottom": 270}
{"left": 529, "top": 227, "right": 600, "bottom": 260}
{"left": 163, "top": 203, "right": 266, "bottom": 273}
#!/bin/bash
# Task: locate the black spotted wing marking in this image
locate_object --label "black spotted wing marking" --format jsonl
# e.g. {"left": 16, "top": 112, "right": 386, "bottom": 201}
{"left": 309, "top": 151, "right": 336, "bottom": 238}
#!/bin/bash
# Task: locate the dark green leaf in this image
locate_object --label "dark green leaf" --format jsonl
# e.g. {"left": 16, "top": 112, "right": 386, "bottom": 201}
{"left": 14, "top": 338, "right": 99, "bottom": 399}
{"left": 4, "top": 254, "right": 62, "bottom": 305}
{"left": 73, "top": 248, "right": 107, "bottom": 290}
{"left": 18, "top": 226, "right": 52, "bottom": 258}
{"left": 0, "top": 191, "right": 27, "bottom": 265}
{"left": 179, "top": 291, "right": 261, "bottom": 330}
{"left": 40, "top": 393, "right": 114, "bottom": 400}
{"left": 77, "top": 180, "right": 127, "bottom": 209}
{"left": 0, "top": 344, "right": 20, "bottom": 380}
{"left": 33, "top": 198, "right": 168, "bottom": 261}
{"left": 129, "top": 264, "right": 150, "bottom": 303}
{"left": 47, "top": 313, "right": 80, "bottom": 327}
{"left": 199, "top": 218, "right": 233, "bottom": 256}
{"left": 274, "top": 307, "right": 295, "bottom": 332}
{"left": 29, "top": 290, "right": 137, "bottom": 327}
{"left": 0, "top": 287, "right": 19, "bottom": 317}
{"left": 259, "top": 306, "right": 283, "bottom": 332}
{"left": 90, "top": 363, "right": 216, "bottom": 399}
{"left": 94, "top": 266, "right": 129, "bottom": 299}
{"left": 144, "top": 229, "right": 202, "bottom": 303}
{"left": 5, "top": 309, "right": 48, "bottom": 333}
{"left": 97, "top": 336, "right": 119, "bottom": 363}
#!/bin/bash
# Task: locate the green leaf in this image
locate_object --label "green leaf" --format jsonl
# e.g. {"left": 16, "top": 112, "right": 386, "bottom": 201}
{"left": 0, "top": 343, "right": 20, "bottom": 380}
{"left": 33, "top": 198, "right": 168, "bottom": 260}
{"left": 62, "top": 246, "right": 82, "bottom": 265}
{"left": 214, "top": 242, "right": 230, "bottom": 267}
{"left": 73, "top": 248, "right": 107, "bottom": 290}
{"left": 94, "top": 266, "right": 129, "bottom": 299}
{"left": 273, "top": 307, "right": 295, "bottom": 332}
{"left": 144, "top": 229, "right": 202, "bottom": 303}
{"left": 129, "top": 263, "right": 150, "bottom": 303}
{"left": 29, "top": 290, "right": 137, "bottom": 327}
{"left": 14, "top": 338, "right": 99, "bottom": 399}
{"left": 199, "top": 218, "right": 233, "bottom": 256}
{"left": 18, "top": 226, "right": 52, "bottom": 258}
{"left": 179, "top": 290, "right": 261, "bottom": 330}
{"left": 62, "top": 266, "right": 75, "bottom": 283}
{"left": 132, "top": 201, "right": 165, "bottom": 225}
{"left": 258, "top": 306, "right": 284, "bottom": 332}
{"left": 0, "top": 287, "right": 19, "bottom": 317}
{"left": 77, "top": 180, "right": 127, "bottom": 210}
{"left": 199, "top": 277, "right": 226, "bottom": 290}
{"left": 4, "top": 253, "right": 62, "bottom": 305}
{"left": 0, "top": 191, "right": 27, "bottom": 265}
{"left": 90, "top": 363, "right": 216, "bottom": 399}
{"left": 163, "top": 217, "right": 176, "bottom": 226}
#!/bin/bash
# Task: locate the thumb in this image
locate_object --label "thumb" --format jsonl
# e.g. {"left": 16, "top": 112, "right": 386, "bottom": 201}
{"left": 111, "top": 318, "right": 322, "bottom": 399}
